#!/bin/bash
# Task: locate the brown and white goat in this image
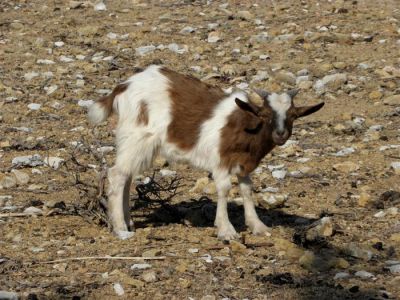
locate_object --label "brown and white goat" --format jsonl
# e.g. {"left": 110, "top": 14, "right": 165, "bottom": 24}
{"left": 88, "top": 65, "right": 324, "bottom": 240}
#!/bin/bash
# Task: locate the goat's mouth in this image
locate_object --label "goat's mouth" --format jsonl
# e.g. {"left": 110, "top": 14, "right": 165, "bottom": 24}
{"left": 273, "top": 138, "right": 287, "bottom": 146}
{"left": 272, "top": 131, "right": 289, "bottom": 146}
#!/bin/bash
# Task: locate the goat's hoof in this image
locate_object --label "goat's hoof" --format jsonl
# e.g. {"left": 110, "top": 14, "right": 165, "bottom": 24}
{"left": 114, "top": 230, "right": 135, "bottom": 240}
{"left": 249, "top": 222, "right": 271, "bottom": 237}
{"left": 217, "top": 225, "right": 239, "bottom": 241}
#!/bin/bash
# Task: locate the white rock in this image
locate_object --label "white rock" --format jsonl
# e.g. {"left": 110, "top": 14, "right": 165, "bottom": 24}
{"left": 207, "top": 32, "right": 221, "bottom": 43}
{"left": 94, "top": 1, "right": 107, "bottom": 11}
{"left": 135, "top": 45, "right": 156, "bottom": 56}
{"left": 334, "top": 147, "right": 355, "bottom": 157}
{"left": 11, "top": 170, "right": 29, "bottom": 185}
{"left": 0, "top": 176, "right": 17, "bottom": 189}
{"left": 113, "top": 283, "right": 124, "bottom": 296}
{"left": 24, "top": 71, "right": 39, "bottom": 81}
{"left": 37, "top": 59, "right": 55, "bottom": 64}
{"left": 77, "top": 99, "right": 94, "bottom": 107}
{"left": 188, "top": 248, "right": 199, "bottom": 253}
{"left": 30, "top": 247, "right": 45, "bottom": 253}
{"left": 44, "top": 157, "right": 64, "bottom": 170}
{"left": 28, "top": 103, "right": 41, "bottom": 110}
{"left": 296, "top": 75, "right": 309, "bottom": 85}
{"left": 142, "top": 270, "right": 157, "bottom": 282}
{"left": 374, "top": 211, "right": 386, "bottom": 218}
{"left": 272, "top": 170, "right": 287, "bottom": 180}
{"left": 355, "top": 270, "right": 374, "bottom": 279}
{"left": 390, "top": 162, "right": 400, "bottom": 171}
{"left": 261, "top": 187, "right": 279, "bottom": 193}
{"left": 334, "top": 272, "right": 350, "bottom": 280}
{"left": 45, "top": 85, "right": 58, "bottom": 95}
{"left": 131, "top": 263, "right": 152, "bottom": 270}
{"left": 180, "top": 26, "right": 196, "bottom": 34}
{"left": 168, "top": 43, "right": 188, "bottom": 54}
{"left": 207, "top": 23, "right": 219, "bottom": 30}
{"left": 59, "top": 55, "right": 75, "bottom": 63}
{"left": 107, "top": 32, "right": 118, "bottom": 39}
{"left": 23, "top": 206, "right": 43, "bottom": 214}
{"left": 160, "top": 169, "right": 176, "bottom": 177}
{"left": 12, "top": 154, "right": 43, "bottom": 167}
{"left": 97, "top": 146, "right": 114, "bottom": 154}
{"left": 200, "top": 254, "right": 213, "bottom": 263}
{"left": 267, "top": 164, "right": 285, "bottom": 171}
{"left": 368, "top": 125, "right": 384, "bottom": 131}
{"left": 54, "top": 41, "right": 64, "bottom": 47}
{"left": 0, "top": 291, "right": 18, "bottom": 300}
{"left": 388, "top": 264, "right": 400, "bottom": 274}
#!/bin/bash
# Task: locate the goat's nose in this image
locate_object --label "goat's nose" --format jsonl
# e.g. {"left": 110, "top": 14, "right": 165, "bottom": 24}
{"left": 276, "top": 129, "right": 285, "bottom": 136}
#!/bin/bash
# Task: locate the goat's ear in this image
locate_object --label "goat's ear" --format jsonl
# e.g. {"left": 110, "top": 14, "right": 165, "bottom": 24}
{"left": 235, "top": 98, "right": 260, "bottom": 117}
{"left": 254, "top": 89, "right": 270, "bottom": 100}
{"left": 295, "top": 102, "right": 325, "bottom": 118}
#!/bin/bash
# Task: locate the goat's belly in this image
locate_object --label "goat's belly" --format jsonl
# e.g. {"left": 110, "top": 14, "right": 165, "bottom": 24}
{"left": 160, "top": 142, "right": 218, "bottom": 172}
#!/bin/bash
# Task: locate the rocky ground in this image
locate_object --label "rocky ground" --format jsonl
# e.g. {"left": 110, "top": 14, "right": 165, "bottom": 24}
{"left": 1, "top": 0, "right": 400, "bottom": 299}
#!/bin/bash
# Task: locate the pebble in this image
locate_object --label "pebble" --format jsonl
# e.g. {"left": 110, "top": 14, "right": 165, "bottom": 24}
{"left": 44, "top": 157, "right": 64, "bottom": 170}
{"left": 54, "top": 41, "right": 64, "bottom": 47}
{"left": 159, "top": 169, "right": 176, "bottom": 177}
{"left": 355, "top": 270, "right": 374, "bottom": 279}
{"left": 131, "top": 263, "right": 152, "bottom": 270}
{"left": 94, "top": 1, "right": 106, "bottom": 11}
{"left": 387, "top": 264, "right": 400, "bottom": 274}
{"left": 23, "top": 206, "right": 43, "bottom": 214}
{"left": 11, "top": 170, "right": 30, "bottom": 185}
{"left": 45, "top": 85, "right": 58, "bottom": 95}
{"left": 37, "top": 59, "right": 55, "bottom": 65}
{"left": 0, "top": 291, "right": 18, "bottom": 300}
{"left": 77, "top": 99, "right": 94, "bottom": 107}
{"left": 135, "top": 45, "right": 156, "bottom": 56}
{"left": 333, "top": 161, "right": 360, "bottom": 173}
{"left": 0, "top": 176, "right": 17, "bottom": 189}
{"left": 305, "top": 217, "right": 333, "bottom": 241}
{"left": 28, "top": 103, "right": 41, "bottom": 110}
{"left": 168, "top": 43, "right": 188, "bottom": 54}
{"left": 358, "top": 193, "right": 372, "bottom": 207}
{"left": 390, "top": 162, "right": 400, "bottom": 175}
{"left": 314, "top": 73, "right": 347, "bottom": 94}
{"left": 334, "top": 147, "right": 355, "bottom": 157}
{"left": 24, "top": 71, "right": 39, "bottom": 81}
{"left": 207, "top": 32, "right": 221, "bottom": 43}
{"left": 383, "top": 95, "right": 400, "bottom": 106}
{"left": 260, "top": 194, "right": 287, "bottom": 209}
{"left": 59, "top": 55, "right": 75, "bottom": 63}
{"left": 142, "top": 270, "right": 157, "bottom": 283}
{"left": 237, "top": 10, "right": 253, "bottom": 20}
{"left": 272, "top": 169, "right": 287, "bottom": 180}
{"left": 334, "top": 272, "right": 350, "bottom": 280}
{"left": 374, "top": 211, "right": 386, "bottom": 218}
{"left": 275, "top": 70, "right": 296, "bottom": 85}
{"left": 113, "top": 283, "right": 124, "bottom": 296}
{"left": 345, "top": 243, "right": 372, "bottom": 261}
{"left": 12, "top": 154, "right": 43, "bottom": 167}
{"left": 180, "top": 26, "right": 196, "bottom": 34}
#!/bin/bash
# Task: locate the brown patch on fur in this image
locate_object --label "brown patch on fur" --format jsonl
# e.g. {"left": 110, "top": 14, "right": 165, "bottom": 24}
{"left": 97, "top": 83, "right": 129, "bottom": 115}
{"left": 161, "top": 68, "right": 226, "bottom": 150}
{"left": 220, "top": 108, "right": 275, "bottom": 176}
{"left": 137, "top": 101, "right": 149, "bottom": 125}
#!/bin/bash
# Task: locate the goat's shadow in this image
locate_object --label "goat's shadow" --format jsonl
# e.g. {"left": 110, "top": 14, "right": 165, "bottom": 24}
{"left": 130, "top": 196, "right": 394, "bottom": 300}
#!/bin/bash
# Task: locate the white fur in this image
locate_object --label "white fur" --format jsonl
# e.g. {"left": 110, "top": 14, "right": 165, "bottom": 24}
{"left": 94, "top": 65, "right": 267, "bottom": 240}
{"left": 267, "top": 93, "right": 292, "bottom": 131}
{"left": 88, "top": 102, "right": 109, "bottom": 125}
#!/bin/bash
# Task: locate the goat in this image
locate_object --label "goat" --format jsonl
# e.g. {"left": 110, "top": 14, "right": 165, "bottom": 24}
{"left": 88, "top": 65, "right": 324, "bottom": 240}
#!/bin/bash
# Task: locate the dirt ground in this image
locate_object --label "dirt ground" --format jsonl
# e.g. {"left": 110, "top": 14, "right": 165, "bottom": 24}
{"left": 1, "top": 0, "right": 400, "bottom": 299}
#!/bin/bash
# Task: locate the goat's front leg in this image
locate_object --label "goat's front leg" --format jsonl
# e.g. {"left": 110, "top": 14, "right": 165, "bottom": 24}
{"left": 107, "top": 166, "right": 134, "bottom": 240}
{"left": 214, "top": 171, "right": 239, "bottom": 241}
{"left": 238, "top": 175, "right": 271, "bottom": 236}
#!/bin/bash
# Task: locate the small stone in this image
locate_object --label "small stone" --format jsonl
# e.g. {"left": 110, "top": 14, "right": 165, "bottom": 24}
{"left": 24, "top": 72, "right": 39, "bottom": 81}
{"left": 239, "top": 55, "right": 251, "bottom": 64}
{"left": 159, "top": 169, "right": 176, "bottom": 177}
{"left": 203, "top": 182, "right": 217, "bottom": 195}
{"left": 237, "top": 10, "right": 253, "bottom": 20}
{"left": 94, "top": 1, "right": 107, "bottom": 11}
{"left": 369, "top": 90, "right": 383, "bottom": 100}
{"left": 131, "top": 263, "right": 152, "bottom": 270}
{"left": 54, "top": 41, "right": 64, "bottom": 47}
{"left": 334, "top": 272, "right": 350, "bottom": 280}
{"left": 358, "top": 193, "right": 372, "bottom": 207}
{"left": 190, "top": 177, "right": 209, "bottom": 193}
{"left": 135, "top": 45, "right": 156, "bottom": 56}
{"left": 142, "top": 270, "right": 157, "bottom": 283}
{"left": 0, "top": 176, "right": 17, "bottom": 189}
{"left": 11, "top": 170, "right": 29, "bottom": 185}
{"left": 345, "top": 243, "right": 372, "bottom": 261}
{"left": 113, "top": 283, "right": 124, "bottom": 296}
{"left": 0, "top": 291, "right": 18, "bottom": 300}
{"left": 230, "top": 240, "right": 246, "bottom": 253}
{"left": 275, "top": 71, "right": 296, "bottom": 85}
{"left": 37, "top": 59, "right": 55, "bottom": 65}
{"left": 45, "top": 85, "right": 58, "bottom": 95}
{"left": 44, "top": 157, "right": 64, "bottom": 170}
{"left": 180, "top": 26, "right": 196, "bottom": 34}
{"left": 23, "top": 206, "right": 43, "bottom": 214}
{"left": 260, "top": 194, "right": 287, "bottom": 209}
{"left": 28, "top": 103, "right": 41, "bottom": 110}
{"left": 306, "top": 217, "right": 333, "bottom": 241}
{"left": 390, "top": 162, "right": 400, "bottom": 175}
{"left": 272, "top": 169, "right": 287, "bottom": 180}
{"left": 388, "top": 264, "right": 400, "bottom": 274}
{"left": 355, "top": 270, "right": 374, "bottom": 279}
{"left": 333, "top": 161, "right": 359, "bottom": 173}
{"left": 142, "top": 249, "right": 161, "bottom": 257}
{"left": 335, "top": 258, "right": 350, "bottom": 269}
{"left": 167, "top": 43, "right": 188, "bottom": 54}
{"left": 383, "top": 95, "right": 400, "bottom": 106}
{"left": 207, "top": 32, "right": 221, "bottom": 43}
{"left": 59, "top": 55, "right": 75, "bottom": 63}
{"left": 77, "top": 99, "right": 94, "bottom": 107}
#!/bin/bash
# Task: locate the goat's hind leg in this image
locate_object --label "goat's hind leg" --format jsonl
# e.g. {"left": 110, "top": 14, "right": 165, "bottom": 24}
{"left": 108, "top": 130, "right": 159, "bottom": 239}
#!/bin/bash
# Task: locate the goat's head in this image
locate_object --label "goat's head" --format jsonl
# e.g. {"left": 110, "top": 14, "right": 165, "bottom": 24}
{"left": 235, "top": 89, "right": 324, "bottom": 146}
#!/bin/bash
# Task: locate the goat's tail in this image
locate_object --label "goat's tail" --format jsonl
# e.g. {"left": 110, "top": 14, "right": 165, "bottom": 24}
{"left": 88, "top": 83, "right": 129, "bottom": 125}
